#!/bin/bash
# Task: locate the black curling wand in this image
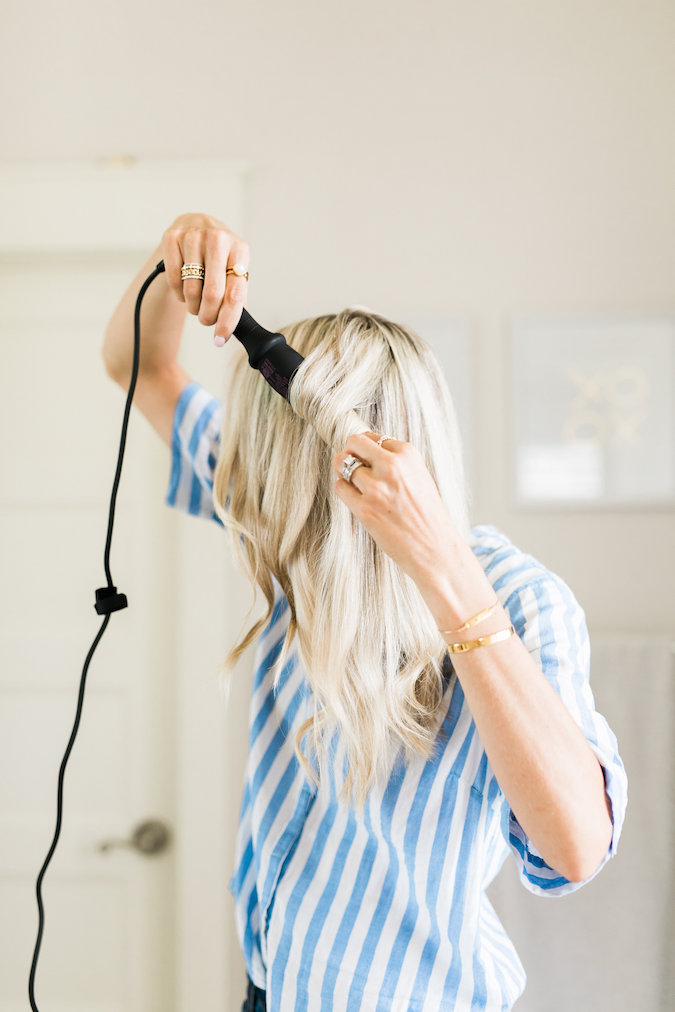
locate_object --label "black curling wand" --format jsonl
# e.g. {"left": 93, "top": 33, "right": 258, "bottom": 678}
{"left": 233, "top": 306, "right": 304, "bottom": 400}
{"left": 156, "top": 260, "right": 304, "bottom": 400}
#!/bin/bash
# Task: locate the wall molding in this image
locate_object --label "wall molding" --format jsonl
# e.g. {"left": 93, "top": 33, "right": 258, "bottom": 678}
{"left": 0, "top": 157, "right": 249, "bottom": 252}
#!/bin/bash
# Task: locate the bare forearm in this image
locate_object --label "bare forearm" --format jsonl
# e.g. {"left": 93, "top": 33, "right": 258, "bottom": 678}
{"left": 102, "top": 243, "right": 189, "bottom": 384}
{"left": 101, "top": 244, "right": 192, "bottom": 445}
{"left": 416, "top": 539, "right": 613, "bottom": 882}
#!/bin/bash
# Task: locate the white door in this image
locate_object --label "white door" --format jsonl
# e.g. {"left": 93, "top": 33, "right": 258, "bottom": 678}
{"left": 0, "top": 249, "right": 180, "bottom": 1012}
{"left": 0, "top": 161, "right": 253, "bottom": 1012}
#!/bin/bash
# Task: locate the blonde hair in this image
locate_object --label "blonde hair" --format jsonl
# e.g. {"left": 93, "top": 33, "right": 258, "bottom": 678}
{"left": 212, "top": 308, "right": 470, "bottom": 812}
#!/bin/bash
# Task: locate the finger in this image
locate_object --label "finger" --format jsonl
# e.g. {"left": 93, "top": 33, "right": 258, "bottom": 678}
{"left": 333, "top": 474, "right": 366, "bottom": 507}
{"left": 362, "top": 431, "right": 402, "bottom": 452}
{"left": 162, "top": 227, "right": 187, "bottom": 302}
{"left": 197, "top": 230, "right": 230, "bottom": 328}
{"left": 180, "top": 230, "right": 206, "bottom": 316}
{"left": 349, "top": 462, "right": 376, "bottom": 495}
{"left": 214, "top": 240, "right": 250, "bottom": 343}
{"left": 331, "top": 454, "right": 375, "bottom": 495}
{"left": 331, "top": 449, "right": 363, "bottom": 481}
{"left": 342, "top": 431, "right": 399, "bottom": 469}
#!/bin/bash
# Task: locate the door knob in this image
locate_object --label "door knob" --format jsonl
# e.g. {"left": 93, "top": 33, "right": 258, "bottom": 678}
{"left": 98, "top": 819, "right": 172, "bottom": 856}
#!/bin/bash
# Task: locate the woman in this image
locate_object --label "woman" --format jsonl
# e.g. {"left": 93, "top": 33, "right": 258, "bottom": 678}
{"left": 103, "top": 212, "right": 627, "bottom": 1012}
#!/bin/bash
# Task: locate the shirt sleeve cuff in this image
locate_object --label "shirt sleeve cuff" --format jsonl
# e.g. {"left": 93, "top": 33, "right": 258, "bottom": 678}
{"left": 504, "top": 741, "right": 627, "bottom": 898}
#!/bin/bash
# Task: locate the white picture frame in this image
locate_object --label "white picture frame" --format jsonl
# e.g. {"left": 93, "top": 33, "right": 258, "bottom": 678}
{"left": 509, "top": 317, "right": 675, "bottom": 508}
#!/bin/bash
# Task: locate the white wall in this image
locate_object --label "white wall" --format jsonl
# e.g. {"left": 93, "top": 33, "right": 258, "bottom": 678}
{"left": 2, "top": 0, "right": 673, "bottom": 631}
{"left": 3, "top": 0, "right": 673, "bottom": 1007}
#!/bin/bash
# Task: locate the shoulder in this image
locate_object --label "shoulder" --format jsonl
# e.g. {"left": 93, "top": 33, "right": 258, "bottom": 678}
{"left": 468, "top": 522, "right": 555, "bottom": 589}
{"left": 174, "top": 381, "right": 222, "bottom": 440}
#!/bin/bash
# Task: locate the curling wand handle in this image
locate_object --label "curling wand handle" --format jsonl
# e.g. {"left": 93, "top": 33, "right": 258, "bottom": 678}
{"left": 155, "top": 261, "right": 303, "bottom": 401}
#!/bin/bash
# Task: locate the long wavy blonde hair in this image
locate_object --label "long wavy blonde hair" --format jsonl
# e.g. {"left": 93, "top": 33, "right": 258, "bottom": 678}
{"left": 212, "top": 308, "right": 470, "bottom": 811}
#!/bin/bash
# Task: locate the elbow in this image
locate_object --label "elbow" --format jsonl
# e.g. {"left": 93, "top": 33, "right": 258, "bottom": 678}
{"left": 102, "top": 335, "right": 124, "bottom": 386}
{"left": 560, "top": 814, "right": 614, "bottom": 883}
{"left": 562, "top": 852, "right": 604, "bottom": 884}
{"left": 102, "top": 357, "right": 118, "bottom": 383}
{"left": 563, "top": 763, "right": 615, "bottom": 883}
{"left": 101, "top": 338, "right": 115, "bottom": 379}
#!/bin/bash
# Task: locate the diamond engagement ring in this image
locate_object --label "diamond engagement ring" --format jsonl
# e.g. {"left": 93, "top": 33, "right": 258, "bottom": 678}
{"left": 342, "top": 454, "right": 365, "bottom": 483}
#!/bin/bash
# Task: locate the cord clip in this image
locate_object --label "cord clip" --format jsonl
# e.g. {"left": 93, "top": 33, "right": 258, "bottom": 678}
{"left": 94, "top": 585, "right": 128, "bottom": 615}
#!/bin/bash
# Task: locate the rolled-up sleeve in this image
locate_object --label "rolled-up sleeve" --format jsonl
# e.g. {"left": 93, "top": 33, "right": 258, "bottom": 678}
{"left": 494, "top": 570, "right": 628, "bottom": 897}
{"left": 166, "top": 381, "right": 224, "bottom": 524}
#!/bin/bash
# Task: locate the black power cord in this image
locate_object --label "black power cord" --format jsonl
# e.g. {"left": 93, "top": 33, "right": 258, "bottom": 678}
{"left": 28, "top": 260, "right": 164, "bottom": 1010}
{"left": 28, "top": 259, "right": 304, "bottom": 1009}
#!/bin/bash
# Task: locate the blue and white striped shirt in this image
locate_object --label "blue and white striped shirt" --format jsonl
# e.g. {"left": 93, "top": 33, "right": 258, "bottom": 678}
{"left": 167, "top": 382, "right": 627, "bottom": 1012}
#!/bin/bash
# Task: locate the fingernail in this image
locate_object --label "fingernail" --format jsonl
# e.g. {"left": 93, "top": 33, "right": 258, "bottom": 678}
{"left": 213, "top": 334, "right": 226, "bottom": 347}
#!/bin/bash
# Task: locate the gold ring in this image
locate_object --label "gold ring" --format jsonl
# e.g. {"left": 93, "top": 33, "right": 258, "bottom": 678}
{"left": 226, "top": 263, "right": 249, "bottom": 280}
{"left": 181, "top": 263, "right": 205, "bottom": 281}
{"left": 376, "top": 434, "right": 395, "bottom": 447}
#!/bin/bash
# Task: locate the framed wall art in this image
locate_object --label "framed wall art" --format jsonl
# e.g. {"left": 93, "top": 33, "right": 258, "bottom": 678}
{"left": 510, "top": 317, "right": 675, "bottom": 508}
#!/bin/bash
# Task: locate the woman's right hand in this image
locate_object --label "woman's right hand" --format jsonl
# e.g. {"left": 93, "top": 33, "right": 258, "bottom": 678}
{"left": 161, "top": 212, "right": 250, "bottom": 346}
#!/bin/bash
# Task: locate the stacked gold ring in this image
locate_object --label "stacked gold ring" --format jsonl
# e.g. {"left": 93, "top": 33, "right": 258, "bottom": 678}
{"left": 180, "top": 263, "right": 249, "bottom": 281}
{"left": 181, "top": 263, "right": 205, "bottom": 280}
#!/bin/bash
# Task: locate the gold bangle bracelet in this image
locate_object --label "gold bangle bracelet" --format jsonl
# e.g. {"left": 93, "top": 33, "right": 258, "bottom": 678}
{"left": 444, "top": 625, "right": 515, "bottom": 654}
{"left": 439, "top": 598, "right": 500, "bottom": 636}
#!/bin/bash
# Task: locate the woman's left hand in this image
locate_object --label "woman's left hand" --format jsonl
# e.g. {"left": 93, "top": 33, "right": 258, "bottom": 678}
{"left": 331, "top": 432, "right": 461, "bottom": 588}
